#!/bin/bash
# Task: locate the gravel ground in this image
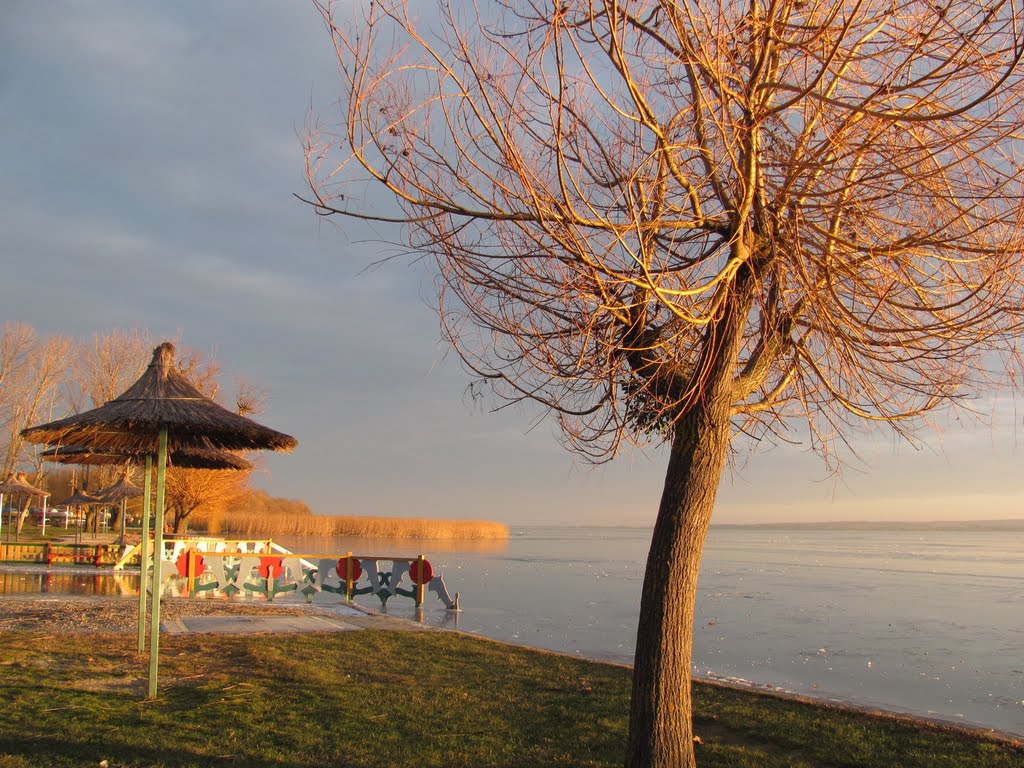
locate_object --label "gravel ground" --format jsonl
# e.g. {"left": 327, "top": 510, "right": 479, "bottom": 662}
{"left": 0, "top": 596, "right": 334, "bottom": 634}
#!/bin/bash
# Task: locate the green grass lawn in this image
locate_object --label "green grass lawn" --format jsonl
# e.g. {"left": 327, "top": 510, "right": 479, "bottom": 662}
{"left": 0, "top": 630, "right": 1020, "bottom": 768}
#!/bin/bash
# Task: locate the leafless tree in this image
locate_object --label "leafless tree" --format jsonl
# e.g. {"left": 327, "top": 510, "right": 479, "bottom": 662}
{"left": 305, "top": 1, "right": 1024, "bottom": 764}
{"left": 0, "top": 324, "right": 37, "bottom": 477}
{"left": 164, "top": 466, "right": 251, "bottom": 534}
{"left": 71, "top": 329, "right": 152, "bottom": 412}
{"left": 0, "top": 323, "right": 73, "bottom": 482}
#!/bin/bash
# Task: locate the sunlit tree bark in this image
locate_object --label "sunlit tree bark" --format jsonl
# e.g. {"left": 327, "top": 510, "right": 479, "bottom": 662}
{"left": 304, "top": 1, "right": 1024, "bottom": 764}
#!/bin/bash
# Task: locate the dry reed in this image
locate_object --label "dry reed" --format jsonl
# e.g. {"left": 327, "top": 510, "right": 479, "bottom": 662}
{"left": 197, "top": 508, "right": 509, "bottom": 540}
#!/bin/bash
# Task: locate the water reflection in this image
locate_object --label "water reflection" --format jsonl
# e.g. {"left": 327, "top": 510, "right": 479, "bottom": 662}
{"left": 0, "top": 566, "right": 458, "bottom": 625}
{"left": 275, "top": 535, "right": 510, "bottom": 557}
{"left": 0, "top": 568, "right": 139, "bottom": 597}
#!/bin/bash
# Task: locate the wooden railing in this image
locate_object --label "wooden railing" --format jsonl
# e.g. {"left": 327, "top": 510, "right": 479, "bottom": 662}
{"left": 0, "top": 542, "right": 119, "bottom": 567}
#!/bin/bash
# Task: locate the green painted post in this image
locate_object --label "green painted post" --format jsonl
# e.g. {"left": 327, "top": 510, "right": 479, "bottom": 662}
{"left": 415, "top": 555, "right": 425, "bottom": 607}
{"left": 147, "top": 429, "right": 168, "bottom": 699}
{"left": 346, "top": 551, "right": 354, "bottom": 601}
{"left": 137, "top": 454, "right": 153, "bottom": 654}
{"left": 187, "top": 549, "right": 197, "bottom": 596}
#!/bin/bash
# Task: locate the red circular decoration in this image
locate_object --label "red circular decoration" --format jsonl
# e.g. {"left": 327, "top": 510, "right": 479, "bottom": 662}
{"left": 409, "top": 559, "right": 433, "bottom": 584}
{"left": 258, "top": 556, "right": 284, "bottom": 579}
{"left": 335, "top": 556, "right": 363, "bottom": 581}
{"left": 175, "top": 550, "right": 207, "bottom": 577}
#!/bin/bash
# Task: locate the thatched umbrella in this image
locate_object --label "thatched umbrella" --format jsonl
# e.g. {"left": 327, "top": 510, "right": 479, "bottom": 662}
{"left": 55, "top": 488, "right": 103, "bottom": 506}
{"left": 96, "top": 469, "right": 144, "bottom": 548}
{"left": 43, "top": 444, "right": 255, "bottom": 653}
{"left": 53, "top": 487, "right": 103, "bottom": 542}
{"left": 22, "top": 342, "right": 296, "bottom": 697}
{"left": 0, "top": 473, "right": 49, "bottom": 541}
{"left": 21, "top": 342, "right": 297, "bottom": 455}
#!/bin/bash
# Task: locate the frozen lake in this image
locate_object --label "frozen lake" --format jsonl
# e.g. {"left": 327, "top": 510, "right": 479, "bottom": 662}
{"left": 280, "top": 525, "right": 1023, "bottom": 737}
{"left": 2, "top": 524, "right": 1021, "bottom": 737}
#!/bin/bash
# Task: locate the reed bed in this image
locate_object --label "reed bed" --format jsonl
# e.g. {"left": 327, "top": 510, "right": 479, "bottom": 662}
{"left": 202, "top": 508, "right": 509, "bottom": 540}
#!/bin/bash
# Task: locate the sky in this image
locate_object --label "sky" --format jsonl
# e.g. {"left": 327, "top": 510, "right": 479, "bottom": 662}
{"left": 1, "top": 1, "right": 1022, "bottom": 527}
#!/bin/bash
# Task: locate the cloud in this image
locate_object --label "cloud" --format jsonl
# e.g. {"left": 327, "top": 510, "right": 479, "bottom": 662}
{"left": 2, "top": 2, "right": 1022, "bottom": 528}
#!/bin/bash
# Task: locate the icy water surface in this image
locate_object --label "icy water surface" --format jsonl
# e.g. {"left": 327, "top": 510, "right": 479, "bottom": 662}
{"left": 3, "top": 526, "right": 1021, "bottom": 736}
{"left": 279, "top": 526, "right": 1024, "bottom": 737}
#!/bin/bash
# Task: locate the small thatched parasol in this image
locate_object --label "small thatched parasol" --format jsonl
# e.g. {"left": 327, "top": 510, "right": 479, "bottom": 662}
{"left": 21, "top": 341, "right": 296, "bottom": 699}
{"left": 0, "top": 473, "right": 50, "bottom": 540}
{"left": 53, "top": 487, "right": 104, "bottom": 542}
{"left": 96, "top": 473, "right": 144, "bottom": 504}
{"left": 0, "top": 473, "right": 49, "bottom": 498}
{"left": 43, "top": 444, "right": 254, "bottom": 545}
{"left": 0, "top": 475, "right": 49, "bottom": 499}
{"left": 55, "top": 488, "right": 103, "bottom": 507}
{"left": 96, "top": 470, "right": 145, "bottom": 549}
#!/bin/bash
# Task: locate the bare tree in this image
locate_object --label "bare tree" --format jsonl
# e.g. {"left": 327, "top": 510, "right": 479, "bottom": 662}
{"left": 0, "top": 324, "right": 73, "bottom": 481}
{"left": 0, "top": 324, "right": 73, "bottom": 533}
{"left": 164, "top": 466, "right": 251, "bottom": 534}
{"left": 305, "top": 1, "right": 1024, "bottom": 764}
{"left": 0, "top": 324, "right": 37, "bottom": 476}
{"left": 71, "top": 329, "right": 152, "bottom": 412}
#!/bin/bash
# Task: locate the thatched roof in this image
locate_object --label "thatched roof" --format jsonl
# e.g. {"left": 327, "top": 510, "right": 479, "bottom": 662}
{"left": 96, "top": 472, "right": 144, "bottom": 503}
{"left": 21, "top": 342, "right": 297, "bottom": 454}
{"left": 57, "top": 489, "right": 103, "bottom": 506}
{"left": 41, "top": 446, "right": 254, "bottom": 471}
{"left": 0, "top": 473, "right": 49, "bottom": 497}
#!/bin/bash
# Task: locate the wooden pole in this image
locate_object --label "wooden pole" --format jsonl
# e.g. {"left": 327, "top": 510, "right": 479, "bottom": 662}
{"left": 137, "top": 455, "right": 153, "bottom": 654}
{"left": 147, "top": 429, "right": 168, "bottom": 699}
{"left": 118, "top": 497, "right": 127, "bottom": 548}
{"left": 187, "top": 549, "right": 197, "bottom": 596}
{"left": 346, "top": 551, "right": 354, "bottom": 601}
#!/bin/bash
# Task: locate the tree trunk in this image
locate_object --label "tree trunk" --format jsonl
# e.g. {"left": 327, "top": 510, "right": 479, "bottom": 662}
{"left": 16, "top": 505, "right": 29, "bottom": 536}
{"left": 625, "top": 401, "right": 733, "bottom": 768}
{"left": 173, "top": 508, "right": 192, "bottom": 534}
{"left": 626, "top": 263, "right": 757, "bottom": 768}
{"left": 109, "top": 506, "right": 122, "bottom": 533}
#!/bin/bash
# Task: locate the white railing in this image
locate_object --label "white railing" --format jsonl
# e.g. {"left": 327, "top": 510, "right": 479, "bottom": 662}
{"left": 117, "top": 537, "right": 460, "bottom": 610}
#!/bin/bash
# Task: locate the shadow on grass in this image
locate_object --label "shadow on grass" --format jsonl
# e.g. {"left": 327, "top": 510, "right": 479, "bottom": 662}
{"left": 0, "top": 735, "right": 331, "bottom": 768}
{"left": 0, "top": 630, "right": 1021, "bottom": 768}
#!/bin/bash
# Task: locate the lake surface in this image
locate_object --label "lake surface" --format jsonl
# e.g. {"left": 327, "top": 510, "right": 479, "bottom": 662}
{"left": 277, "top": 525, "right": 1024, "bottom": 738}
{"left": 2, "top": 525, "right": 1021, "bottom": 737}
